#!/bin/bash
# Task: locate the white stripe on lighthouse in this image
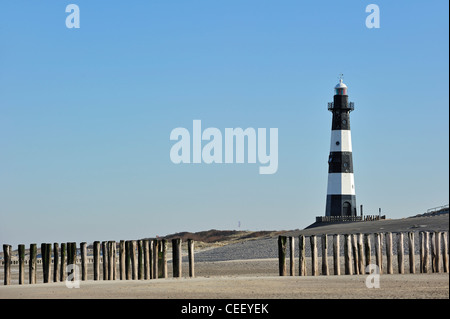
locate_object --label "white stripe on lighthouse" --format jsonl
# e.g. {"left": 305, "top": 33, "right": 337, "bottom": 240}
{"left": 327, "top": 173, "right": 356, "bottom": 195}
{"left": 329, "top": 130, "right": 352, "bottom": 152}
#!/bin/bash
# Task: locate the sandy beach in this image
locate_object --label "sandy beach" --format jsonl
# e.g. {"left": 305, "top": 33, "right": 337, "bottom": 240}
{"left": 1, "top": 214, "right": 448, "bottom": 299}
{"left": 0, "top": 258, "right": 448, "bottom": 299}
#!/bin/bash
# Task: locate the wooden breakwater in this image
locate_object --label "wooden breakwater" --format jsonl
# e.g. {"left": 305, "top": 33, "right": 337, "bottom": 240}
{"left": 1, "top": 238, "right": 194, "bottom": 285}
{"left": 277, "top": 231, "right": 449, "bottom": 276}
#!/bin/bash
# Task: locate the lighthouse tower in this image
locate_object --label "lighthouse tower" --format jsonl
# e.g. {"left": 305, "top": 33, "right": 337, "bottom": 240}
{"left": 325, "top": 77, "right": 357, "bottom": 217}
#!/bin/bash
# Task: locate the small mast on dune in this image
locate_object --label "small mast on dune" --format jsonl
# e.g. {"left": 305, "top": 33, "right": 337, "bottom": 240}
{"left": 325, "top": 75, "right": 357, "bottom": 218}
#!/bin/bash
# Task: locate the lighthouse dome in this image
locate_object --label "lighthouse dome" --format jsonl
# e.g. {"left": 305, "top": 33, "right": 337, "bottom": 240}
{"left": 335, "top": 79, "right": 347, "bottom": 95}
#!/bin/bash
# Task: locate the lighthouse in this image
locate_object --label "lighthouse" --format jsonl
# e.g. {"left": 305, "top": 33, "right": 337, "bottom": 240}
{"left": 325, "top": 77, "right": 357, "bottom": 217}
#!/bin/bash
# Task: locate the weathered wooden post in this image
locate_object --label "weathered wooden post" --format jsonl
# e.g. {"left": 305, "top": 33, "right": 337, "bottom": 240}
{"left": 44, "top": 243, "right": 52, "bottom": 283}
{"left": 310, "top": 235, "right": 318, "bottom": 276}
{"left": 80, "top": 242, "right": 88, "bottom": 281}
{"left": 397, "top": 233, "right": 404, "bottom": 274}
{"left": 18, "top": 244, "right": 25, "bottom": 285}
{"left": 60, "top": 243, "right": 66, "bottom": 282}
{"left": 435, "top": 232, "right": 441, "bottom": 273}
{"left": 143, "top": 240, "right": 150, "bottom": 280}
{"left": 41, "top": 243, "right": 47, "bottom": 283}
{"left": 93, "top": 241, "right": 100, "bottom": 280}
{"left": 113, "top": 242, "right": 117, "bottom": 280}
{"left": 333, "top": 234, "right": 340, "bottom": 276}
{"left": 374, "top": 233, "right": 382, "bottom": 274}
{"left": 386, "top": 232, "right": 393, "bottom": 274}
{"left": 188, "top": 239, "right": 195, "bottom": 278}
{"left": 431, "top": 232, "right": 436, "bottom": 272}
{"left": 322, "top": 234, "right": 329, "bottom": 276}
{"left": 172, "top": 238, "right": 182, "bottom": 278}
{"left": 364, "top": 234, "right": 371, "bottom": 268}
{"left": 423, "top": 231, "right": 430, "bottom": 273}
{"left": 53, "top": 243, "right": 59, "bottom": 282}
{"left": 278, "top": 236, "right": 287, "bottom": 276}
{"left": 161, "top": 239, "right": 168, "bottom": 278}
{"left": 443, "top": 232, "right": 449, "bottom": 273}
{"left": 344, "top": 234, "right": 353, "bottom": 275}
{"left": 3, "top": 244, "right": 11, "bottom": 285}
{"left": 102, "top": 241, "right": 108, "bottom": 280}
{"left": 351, "top": 234, "right": 359, "bottom": 274}
{"left": 137, "top": 240, "right": 144, "bottom": 280}
{"left": 299, "top": 235, "right": 306, "bottom": 276}
{"left": 70, "top": 242, "right": 77, "bottom": 271}
{"left": 119, "top": 240, "right": 126, "bottom": 280}
{"left": 152, "top": 239, "right": 158, "bottom": 279}
{"left": 419, "top": 232, "right": 424, "bottom": 273}
{"left": 408, "top": 232, "right": 415, "bottom": 274}
{"left": 29, "top": 243, "right": 37, "bottom": 284}
{"left": 289, "top": 237, "right": 295, "bottom": 276}
{"left": 130, "top": 240, "right": 137, "bottom": 280}
{"left": 108, "top": 241, "right": 114, "bottom": 280}
{"left": 357, "top": 233, "right": 365, "bottom": 273}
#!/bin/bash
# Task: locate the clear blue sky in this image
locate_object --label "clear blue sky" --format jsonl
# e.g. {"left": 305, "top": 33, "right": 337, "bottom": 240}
{"left": 1, "top": 1, "right": 448, "bottom": 249}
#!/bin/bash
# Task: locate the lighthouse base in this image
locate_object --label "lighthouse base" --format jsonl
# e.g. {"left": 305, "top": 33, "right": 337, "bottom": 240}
{"left": 325, "top": 194, "right": 357, "bottom": 217}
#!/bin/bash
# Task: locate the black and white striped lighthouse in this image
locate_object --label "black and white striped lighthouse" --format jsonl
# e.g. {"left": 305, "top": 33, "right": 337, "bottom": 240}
{"left": 325, "top": 77, "right": 357, "bottom": 217}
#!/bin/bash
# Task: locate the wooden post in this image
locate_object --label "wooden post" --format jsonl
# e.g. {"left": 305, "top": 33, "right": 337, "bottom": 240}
{"left": 310, "top": 235, "right": 318, "bottom": 276}
{"left": 443, "top": 232, "right": 449, "bottom": 273}
{"left": 119, "top": 240, "right": 126, "bottom": 280}
{"left": 333, "top": 234, "right": 340, "bottom": 276}
{"left": 18, "top": 244, "right": 25, "bottom": 285}
{"left": 143, "top": 240, "right": 150, "bottom": 280}
{"left": 435, "top": 232, "right": 441, "bottom": 273}
{"left": 41, "top": 243, "right": 47, "bottom": 283}
{"left": 80, "top": 242, "right": 87, "bottom": 281}
{"left": 397, "top": 233, "right": 404, "bottom": 274}
{"left": 102, "top": 241, "right": 108, "bottom": 280}
{"left": 60, "top": 243, "right": 66, "bottom": 282}
{"left": 29, "top": 243, "right": 37, "bottom": 284}
{"left": 344, "top": 234, "right": 353, "bottom": 275}
{"left": 137, "top": 240, "right": 144, "bottom": 280}
{"left": 93, "top": 241, "right": 100, "bottom": 280}
{"left": 130, "top": 240, "right": 137, "bottom": 280}
{"left": 53, "top": 243, "right": 59, "bottom": 282}
{"left": 364, "top": 234, "right": 371, "bottom": 269}
{"left": 321, "top": 234, "right": 329, "bottom": 276}
{"left": 70, "top": 242, "right": 77, "bottom": 270}
{"left": 423, "top": 231, "right": 430, "bottom": 273}
{"left": 152, "top": 239, "right": 158, "bottom": 279}
{"left": 408, "top": 232, "right": 415, "bottom": 274}
{"left": 69, "top": 242, "right": 77, "bottom": 282}
{"left": 288, "top": 237, "right": 295, "bottom": 276}
{"left": 374, "top": 233, "right": 382, "bottom": 274}
{"left": 299, "top": 235, "right": 306, "bottom": 276}
{"left": 44, "top": 243, "right": 52, "bottom": 283}
{"left": 351, "top": 234, "right": 359, "bottom": 274}
{"left": 431, "top": 232, "right": 436, "bottom": 272}
{"left": 3, "top": 244, "right": 11, "bottom": 285}
{"left": 172, "top": 238, "right": 182, "bottom": 278}
{"left": 386, "top": 232, "right": 393, "bottom": 274}
{"left": 357, "top": 233, "right": 365, "bottom": 273}
{"left": 277, "top": 236, "right": 287, "bottom": 276}
{"left": 419, "top": 232, "right": 425, "bottom": 273}
{"left": 108, "top": 241, "right": 114, "bottom": 280}
{"left": 113, "top": 242, "right": 117, "bottom": 280}
{"left": 161, "top": 239, "right": 168, "bottom": 278}
{"left": 188, "top": 239, "right": 195, "bottom": 278}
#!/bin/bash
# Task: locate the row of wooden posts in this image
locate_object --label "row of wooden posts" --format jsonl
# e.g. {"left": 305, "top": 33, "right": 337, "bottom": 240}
{"left": 2, "top": 238, "right": 195, "bottom": 285}
{"left": 278, "top": 231, "right": 449, "bottom": 276}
